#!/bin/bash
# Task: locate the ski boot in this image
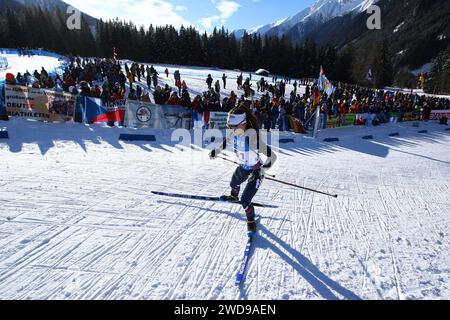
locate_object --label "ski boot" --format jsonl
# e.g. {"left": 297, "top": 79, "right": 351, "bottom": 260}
{"left": 245, "top": 205, "right": 258, "bottom": 237}
{"left": 220, "top": 187, "right": 240, "bottom": 203}
{"left": 247, "top": 220, "right": 257, "bottom": 237}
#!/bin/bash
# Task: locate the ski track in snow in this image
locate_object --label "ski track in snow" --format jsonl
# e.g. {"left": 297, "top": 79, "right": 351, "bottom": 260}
{"left": 0, "top": 118, "right": 449, "bottom": 300}
{"left": 1, "top": 55, "right": 450, "bottom": 300}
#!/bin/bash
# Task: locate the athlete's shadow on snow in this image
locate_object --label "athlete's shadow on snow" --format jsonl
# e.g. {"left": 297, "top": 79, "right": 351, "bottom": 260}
{"left": 157, "top": 200, "right": 289, "bottom": 223}
{"left": 255, "top": 225, "right": 362, "bottom": 300}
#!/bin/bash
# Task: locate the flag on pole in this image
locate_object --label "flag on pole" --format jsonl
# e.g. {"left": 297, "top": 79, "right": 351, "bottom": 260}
{"left": 418, "top": 72, "right": 425, "bottom": 90}
{"left": 366, "top": 68, "right": 373, "bottom": 83}
{"left": 318, "top": 66, "right": 335, "bottom": 96}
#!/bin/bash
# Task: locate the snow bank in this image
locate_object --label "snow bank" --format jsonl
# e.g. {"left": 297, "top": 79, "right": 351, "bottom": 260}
{"left": 0, "top": 117, "right": 449, "bottom": 300}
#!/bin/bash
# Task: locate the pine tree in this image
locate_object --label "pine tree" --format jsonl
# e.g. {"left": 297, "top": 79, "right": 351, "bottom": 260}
{"left": 426, "top": 45, "right": 450, "bottom": 94}
{"left": 336, "top": 44, "right": 355, "bottom": 83}
{"left": 0, "top": 13, "right": 8, "bottom": 47}
{"left": 372, "top": 40, "right": 394, "bottom": 88}
{"left": 240, "top": 32, "right": 253, "bottom": 70}
{"left": 201, "top": 31, "right": 211, "bottom": 67}
{"left": 319, "top": 46, "right": 337, "bottom": 80}
{"left": 303, "top": 38, "right": 317, "bottom": 77}
{"left": 5, "top": 9, "right": 21, "bottom": 47}
{"left": 0, "top": 5, "right": 361, "bottom": 82}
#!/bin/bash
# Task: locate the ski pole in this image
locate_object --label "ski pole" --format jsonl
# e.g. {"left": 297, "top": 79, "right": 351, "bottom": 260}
{"left": 216, "top": 155, "right": 276, "bottom": 178}
{"left": 264, "top": 177, "right": 338, "bottom": 198}
{"left": 217, "top": 155, "right": 338, "bottom": 198}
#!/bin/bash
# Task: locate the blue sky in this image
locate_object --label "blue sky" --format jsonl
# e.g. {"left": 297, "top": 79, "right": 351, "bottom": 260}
{"left": 64, "top": 0, "right": 317, "bottom": 32}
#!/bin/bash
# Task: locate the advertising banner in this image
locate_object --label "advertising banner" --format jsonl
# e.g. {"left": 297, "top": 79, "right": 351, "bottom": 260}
{"left": 125, "top": 102, "right": 192, "bottom": 129}
{"left": 5, "top": 85, "right": 76, "bottom": 122}
{"left": 208, "top": 112, "right": 228, "bottom": 129}
{"left": 326, "top": 115, "right": 340, "bottom": 128}
{"left": 430, "top": 110, "right": 450, "bottom": 121}
{"left": 343, "top": 113, "right": 356, "bottom": 126}
{"left": 126, "top": 101, "right": 166, "bottom": 128}
{"left": 402, "top": 112, "right": 418, "bottom": 122}
{"left": 162, "top": 105, "right": 192, "bottom": 129}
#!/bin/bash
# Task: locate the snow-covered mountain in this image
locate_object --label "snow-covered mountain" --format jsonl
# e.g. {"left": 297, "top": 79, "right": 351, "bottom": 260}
{"left": 3, "top": 0, "right": 79, "bottom": 13}
{"left": 1, "top": 0, "right": 98, "bottom": 29}
{"left": 234, "top": 0, "right": 377, "bottom": 39}
{"left": 14, "top": 0, "right": 65, "bottom": 9}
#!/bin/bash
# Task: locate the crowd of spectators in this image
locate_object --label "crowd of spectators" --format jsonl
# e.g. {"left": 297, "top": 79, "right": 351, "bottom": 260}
{"left": 1, "top": 53, "right": 449, "bottom": 131}
{"left": 315, "top": 83, "right": 450, "bottom": 129}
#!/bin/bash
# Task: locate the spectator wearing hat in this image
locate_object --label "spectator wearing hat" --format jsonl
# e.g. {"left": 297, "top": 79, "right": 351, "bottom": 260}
{"left": 154, "top": 86, "right": 165, "bottom": 105}
{"left": 5, "top": 73, "right": 16, "bottom": 85}
{"left": 167, "top": 92, "right": 182, "bottom": 106}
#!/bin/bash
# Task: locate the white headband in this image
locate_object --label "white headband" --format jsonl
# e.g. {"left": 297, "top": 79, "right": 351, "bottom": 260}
{"left": 227, "top": 113, "right": 247, "bottom": 126}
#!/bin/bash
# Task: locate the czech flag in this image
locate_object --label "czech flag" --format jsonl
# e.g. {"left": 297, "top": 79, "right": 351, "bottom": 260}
{"left": 76, "top": 96, "right": 126, "bottom": 125}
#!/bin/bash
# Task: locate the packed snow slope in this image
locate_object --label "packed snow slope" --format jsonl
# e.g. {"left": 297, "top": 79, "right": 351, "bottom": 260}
{"left": 0, "top": 118, "right": 449, "bottom": 300}
{"left": 0, "top": 49, "right": 305, "bottom": 102}
{"left": 0, "top": 53, "right": 64, "bottom": 82}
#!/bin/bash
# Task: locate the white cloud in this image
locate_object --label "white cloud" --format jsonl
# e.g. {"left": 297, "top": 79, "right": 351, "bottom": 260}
{"left": 175, "top": 5, "right": 188, "bottom": 12}
{"left": 199, "top": 16, "right": 220, "bottom": 29}
{"left": 64, "top": 0, "right": 192, "bottom": 29}
{"left": 199, "top": 0, "right": 241, "bottom": 29}
{"left": 216, "top": 1, "right": 241, "bottom": 19}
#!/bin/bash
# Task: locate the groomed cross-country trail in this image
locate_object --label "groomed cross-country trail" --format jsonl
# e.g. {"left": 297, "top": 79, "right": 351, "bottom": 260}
{"left": 0, "top": 53, "right": 449, "bottom": 300}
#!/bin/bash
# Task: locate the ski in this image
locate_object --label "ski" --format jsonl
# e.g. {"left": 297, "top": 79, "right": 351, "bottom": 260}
{"left": 235, "top": 215, "right": 260, "bottom": 286}
{"left": 235, "top": 234, "right": 255, "bottom": 286}
{"left": 151, "top": 191, "right": 277, "bottom": 208}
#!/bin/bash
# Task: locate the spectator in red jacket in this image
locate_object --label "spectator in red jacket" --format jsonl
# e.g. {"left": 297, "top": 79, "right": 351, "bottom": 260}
{"left": 339, "top": 100, "right": 348, "bottom": 114}
{"left": 64, "top": 74, "right": 76, "bottom": 88}
{"left": 94, "top": 85, "right": 101, "bottom": 97}
{"left": 175, "top": 79, "right": 182, "bottom": 94}
{"left": 112, "top": 83, "right": 124, "bottom": 100}
{"left": 349, "top": 100, "right": 358, "bottom": 113}
{"left": 190, "top": 95, "right": 202, "bottom": 112}
{"left": 167, "top": 92, "right": 182, "bottom": 105}
{"left": 229, "top": 91, "right": 237, "bottom": 104}
{"left": 339, "top": 100, "right": 348, "bottom": 126}
{"left": 271, "top": 96, "right": 280, "bottom": 106}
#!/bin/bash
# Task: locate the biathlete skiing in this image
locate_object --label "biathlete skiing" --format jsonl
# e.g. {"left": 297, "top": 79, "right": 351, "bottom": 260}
{"left": 209, "top": 103, "right": 277, "bottom": 237}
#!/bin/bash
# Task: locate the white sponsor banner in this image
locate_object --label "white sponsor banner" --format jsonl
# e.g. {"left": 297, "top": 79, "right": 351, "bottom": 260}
{"left": 125, "top": 101, "right": 166, "bottom": 129}
{"left": 209, "top": 112, "right": 228, "bottom": 129}
{"left": 430, "top": 110, "right": 450, "bottom": 120}
{"left": 355, "top": 113, "right": 369, "bottom": 121}
{"left": 163, "top": 105, "right": 192, "bottom": 129}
